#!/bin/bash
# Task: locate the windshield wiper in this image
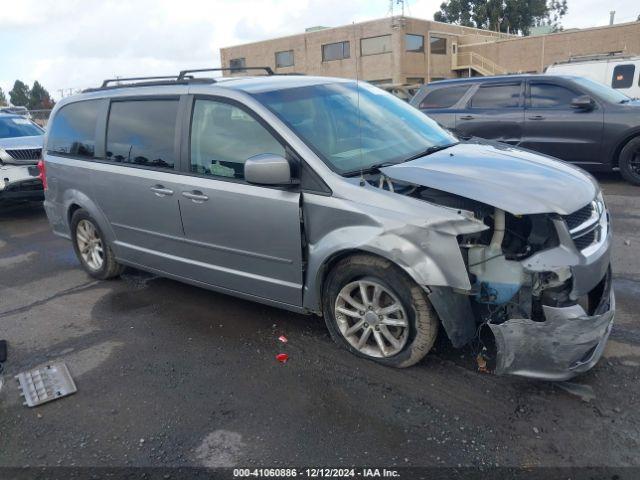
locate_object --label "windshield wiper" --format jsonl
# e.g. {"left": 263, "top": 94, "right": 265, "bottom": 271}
{"left": 403, "top": 142, "right": 458, "bottom": 163}
{"left": 342, "top": 161, "right": 400, "bottom": 177}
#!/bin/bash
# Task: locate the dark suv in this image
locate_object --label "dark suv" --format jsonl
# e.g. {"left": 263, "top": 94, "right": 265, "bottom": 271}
{"left": 411, "top": 74, "right": 640, "bottom": 185}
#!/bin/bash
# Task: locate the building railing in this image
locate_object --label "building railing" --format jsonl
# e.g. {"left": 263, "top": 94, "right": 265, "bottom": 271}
{"left": 452, "top": 51, "right": 507, "bottom": 76}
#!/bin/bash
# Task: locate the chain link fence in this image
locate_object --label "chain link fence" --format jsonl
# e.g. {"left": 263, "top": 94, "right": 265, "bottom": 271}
{"left": 28, "top": 109, "right": 53, "bottom": 127}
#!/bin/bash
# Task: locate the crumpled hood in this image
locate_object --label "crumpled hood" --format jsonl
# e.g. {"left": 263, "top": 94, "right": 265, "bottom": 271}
{"left": 381, "top": 141, "right": 598, "bottom": 215}
{"left": 0, "top": 135, "right": 44, "bottom": 149}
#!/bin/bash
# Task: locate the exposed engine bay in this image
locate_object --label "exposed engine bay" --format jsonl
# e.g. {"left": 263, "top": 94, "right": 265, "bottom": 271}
{"left": 360, "top": 172, "right": 613, "bottom": 379}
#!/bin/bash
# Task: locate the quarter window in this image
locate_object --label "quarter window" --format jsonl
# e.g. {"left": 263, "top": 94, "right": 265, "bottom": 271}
{"left": 229, "top": 58, "right": 246, "bottom": 71}
{"left": 275, "top": 50, "right": 294, "bottom": 68}
{"left": 406, "top": 34, "right": 424, "bottom": 53}
{"left": 611, "top": 64, "right": 635, "bottom": 89}
{"left": 529, "top": 83, "right": 578, "bottom": 108}
{"left": 47, "top": 100, "right": 100, "bottom": 158}
{"left": 106, "top": 100, "right": 178, "bottom": 170}
{"left": 190, "top": 100, "right": 285, "bottom": 180}
{"left": 360, "top": 35, "right": 391, "bottom": 56}
{"left": 322, "top": 41, "right": 350, "bottom": 61}
{"left": 430, "top": 36, "right": 447, "bottom": 55}
{"left": 419, "top": 85, "right": 471, "bottom": 109}
{"left": 470, "top": 84, "right": 521, "bottom": 108}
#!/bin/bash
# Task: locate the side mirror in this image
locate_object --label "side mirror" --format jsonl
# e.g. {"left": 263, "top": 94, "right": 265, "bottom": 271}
{"left": 571, "top": 95, "right": 595, "bottom": 111}
{"left": 244, "top": 154, "right": 292, "bottom": 185}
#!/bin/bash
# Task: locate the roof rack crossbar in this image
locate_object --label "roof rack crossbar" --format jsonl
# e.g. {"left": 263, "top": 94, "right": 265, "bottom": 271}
{"left": 100, "top": 76, "right": 182, "bottom": 88}
{"left": 177, "top": 66, "right": 274, "bottom": 80}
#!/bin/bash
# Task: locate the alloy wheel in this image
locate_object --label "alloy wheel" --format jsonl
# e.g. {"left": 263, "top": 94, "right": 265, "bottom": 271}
{"left": 76, "top": 219, "right": 104, "bottom": 271}
{"left": 334, "top": 279, "right": 409, "bottom": 358}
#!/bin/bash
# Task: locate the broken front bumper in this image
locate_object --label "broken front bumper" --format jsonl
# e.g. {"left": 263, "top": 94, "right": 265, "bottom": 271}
{"left": 489, "top": 270, "right": 614, "bottom": 381}
{"left": 0, "top": 164, "right": 43, "bottom": 201}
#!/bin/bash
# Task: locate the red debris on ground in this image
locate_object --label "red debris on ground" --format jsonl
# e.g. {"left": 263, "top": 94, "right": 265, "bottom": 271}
{"left": 276, "top": 353, "right": 289, "bottom": 364}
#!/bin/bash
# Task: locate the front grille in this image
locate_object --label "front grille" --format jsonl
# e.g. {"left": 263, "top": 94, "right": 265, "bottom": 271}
{"left": 564, "top": 203, "right": 593, "bottom": 230}
{"left": 573, "top": 229, "right": 596, "bottom": 250}
{"left": 5, "top": 148, "right": 42, "bottom": 161}
{"left": 562, "top": 200, "right": 605, "bottom": 253}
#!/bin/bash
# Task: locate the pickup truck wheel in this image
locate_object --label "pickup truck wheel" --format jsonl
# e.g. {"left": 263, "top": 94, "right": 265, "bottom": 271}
{"left": 71, "top": 209, "right": 124, "bottom": 280}
{"left": 619, "top": 137, "right": 640, "bottom": 186}
{"left": 323, "top": 255, "right": 438, "bottom": 368}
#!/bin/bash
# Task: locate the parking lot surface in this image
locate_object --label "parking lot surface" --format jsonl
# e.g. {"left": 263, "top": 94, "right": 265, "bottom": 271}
{"left": 0, "top": 173, "right": 638, "bottom": 468}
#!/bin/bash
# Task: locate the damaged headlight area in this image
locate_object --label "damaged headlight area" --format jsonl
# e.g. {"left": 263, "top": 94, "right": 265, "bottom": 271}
{"left": 414, "top": 185, "right": 614, "bottom": 381}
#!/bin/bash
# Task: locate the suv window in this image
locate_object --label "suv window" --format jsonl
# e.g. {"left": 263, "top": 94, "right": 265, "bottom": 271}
{"left": 106, "top": 100, "right": 178, "bottom": 170}
{"left": 47, "top": 100, "right": 100, "bottom": 158}
{"left": 469, "top": 83, "right": 521, "bottom": 108}
{"left": 612, "top": 64, "right": 635, "bottom": 89}
{"left": 190, "top": 99, "right": 285, "bottom": 180}
{"left": 529, "top": 83, "right": 578, "bottom": 108}
{"left": 419, "top": 85, "right": 470, "bottom": 109}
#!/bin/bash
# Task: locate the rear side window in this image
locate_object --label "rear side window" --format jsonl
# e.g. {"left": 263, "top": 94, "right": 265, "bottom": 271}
{"left": 469, "top": 84, "right": 521, "bottom": 108}
{"left": 47, "top": 100, "right": 100, "bottom": 158}
{"left": 419, "top": 85, "right": 470, "bottom": 109}
{"left": 106, "top": 100, "right": 178, "bottom": 170}
{"left": 529, "top": 83, "right": 578, "bottom": 108}
{"left": 612, "top": 64, "right": 635, "bottom": 89}
{"left": 190, "top": 99, "right": 285, "bottom": 180}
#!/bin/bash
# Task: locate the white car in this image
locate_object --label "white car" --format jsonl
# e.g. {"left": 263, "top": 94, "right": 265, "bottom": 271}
{"left": 0, "top": 113, "right": 45, "bottom": 202}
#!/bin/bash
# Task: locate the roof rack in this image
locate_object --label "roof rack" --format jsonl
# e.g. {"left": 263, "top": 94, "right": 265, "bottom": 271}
{"left": 100, "top": 76, "right": 183, "bottom": 88}
{"left": 177, "top": 66, "right": 274, "bottom": 80}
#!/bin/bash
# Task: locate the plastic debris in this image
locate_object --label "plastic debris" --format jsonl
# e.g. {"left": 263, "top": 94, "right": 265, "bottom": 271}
{"left": 278, "top": 335, "right": 288, "bottom": 344}
{"left": 476, "top": 352, "right": 489, "bottom": 373}
{"left": 276, "top": 353, "right": 289, "bottom": 364}
{"left": 556, "top": 381, "right": 596, "bottom": 402}
{"left": 15, "top": 362, "right": 77, "bottom": 407}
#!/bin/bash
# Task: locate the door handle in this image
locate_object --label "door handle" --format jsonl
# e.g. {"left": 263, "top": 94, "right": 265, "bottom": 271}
{"left": 150, "top": 185, "right": 174, "bottom": 197}
{"left": 459, "top": 115, "right": 475, "bottom": 120}
{"left": 528, "top": 115, "right": 545, "bottom": 120}
{"left": 182, "top": 190, "right": 209, "bottom": 203}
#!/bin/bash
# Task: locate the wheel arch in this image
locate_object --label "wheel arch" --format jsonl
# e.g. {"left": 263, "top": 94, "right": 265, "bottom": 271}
{"left": 611, "top": 129, "right": 640, "bottom": 168}
{"left": 63, "top": 189, "right": 117, "bottom": 245}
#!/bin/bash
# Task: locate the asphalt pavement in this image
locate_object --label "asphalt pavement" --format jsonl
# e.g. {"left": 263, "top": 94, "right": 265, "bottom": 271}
{"left": 0, "top": 172, "right": 638, "bottom": 469}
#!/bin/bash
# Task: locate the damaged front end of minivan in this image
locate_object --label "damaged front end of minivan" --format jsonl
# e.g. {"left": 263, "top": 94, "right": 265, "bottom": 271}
{"left": 378, "top": 143, "right": 614, "bottom": 381}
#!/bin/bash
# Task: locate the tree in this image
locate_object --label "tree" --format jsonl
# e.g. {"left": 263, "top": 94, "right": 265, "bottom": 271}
{"left": 9, "top": 80, "right": 30, "bottom": 107}
{"left": 434, "top": 0, "right": 568, "bottom": 36}
{"left": 0, "top": 88, "right": 7, "bottom": 106}
{"left": 29, "top": 81, "right": 55, "bottom": 110}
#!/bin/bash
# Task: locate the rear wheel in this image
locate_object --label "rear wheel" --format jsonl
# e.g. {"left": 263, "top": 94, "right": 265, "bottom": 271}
{"left": 322, "top": 254, "right": 438, "bottom": 368}
{"left": 71, "top": 209, "right": 124, "bottom": 280}
{"left": 619, "top": 137, "right": 640, "bottom": 186}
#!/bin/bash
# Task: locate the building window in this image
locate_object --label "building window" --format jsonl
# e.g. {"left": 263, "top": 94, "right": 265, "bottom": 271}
{"left": 106, "top": 100, "right": 178, "bottom": 170}
{"left": 611, "top": 64, "right": 635, "bottom": 89}
{"left": 406, "top": 34, "right": 424, "bottom": 53}
{"left": 275, "top": 50, "right": 294, "bottom": 68}
{"left": 368, "top": 79, "right": 392, "bottom": 86}
{"left": 406, "top": 77, "right": 424, "bottom": 84}
{"left": 229, "top": 58, "right": 246, "bottom": 72}
{"left": 322, "top": 41, "right": 350, "bottom": 61}
{"left": 360, "top": 35, "right": 392, "bottom": 56}
{"left": 430, "top": 36, "right": 447, "bottom": 55}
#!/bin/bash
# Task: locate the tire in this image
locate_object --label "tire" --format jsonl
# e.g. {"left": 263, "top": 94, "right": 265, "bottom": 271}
{"left": 322, "top": 254, "right": 438, "bottom": 368}
{"left": 70, "top": 209, "right": 124, "bottom": 280}
{"left": 619, "top": 136, "right": 640, "bottom": 186}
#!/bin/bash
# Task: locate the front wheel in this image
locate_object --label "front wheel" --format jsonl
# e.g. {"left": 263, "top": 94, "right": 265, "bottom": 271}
{"left": 619, "top": 137, "right": 640, "bottom": 186}
{"left": 322, "top": 255, "right": 438, "bottom": 368}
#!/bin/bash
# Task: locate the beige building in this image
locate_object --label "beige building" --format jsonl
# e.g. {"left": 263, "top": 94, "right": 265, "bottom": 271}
{"left": 220, "top": 16, "right": 640, "bottom": 84}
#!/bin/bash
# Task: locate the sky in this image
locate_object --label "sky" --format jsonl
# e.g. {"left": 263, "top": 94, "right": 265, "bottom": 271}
{"left": 0, "top": 0, "right": 638, "bottom": 102}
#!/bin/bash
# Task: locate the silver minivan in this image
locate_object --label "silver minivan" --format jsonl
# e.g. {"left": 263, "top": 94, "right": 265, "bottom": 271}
{"left": 42, "top": 69, "right": 614, "bottom": 380}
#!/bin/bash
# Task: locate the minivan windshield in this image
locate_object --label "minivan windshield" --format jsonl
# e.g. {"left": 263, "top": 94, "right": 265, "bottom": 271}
{"left": 572, "top": 77, "right": 631, "bottom": 104}
{"left": 254, "top": 82, "right": 457, "bottom": 175}
{"left": 0, "top": 116, "right": 43, "bottom": 139}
